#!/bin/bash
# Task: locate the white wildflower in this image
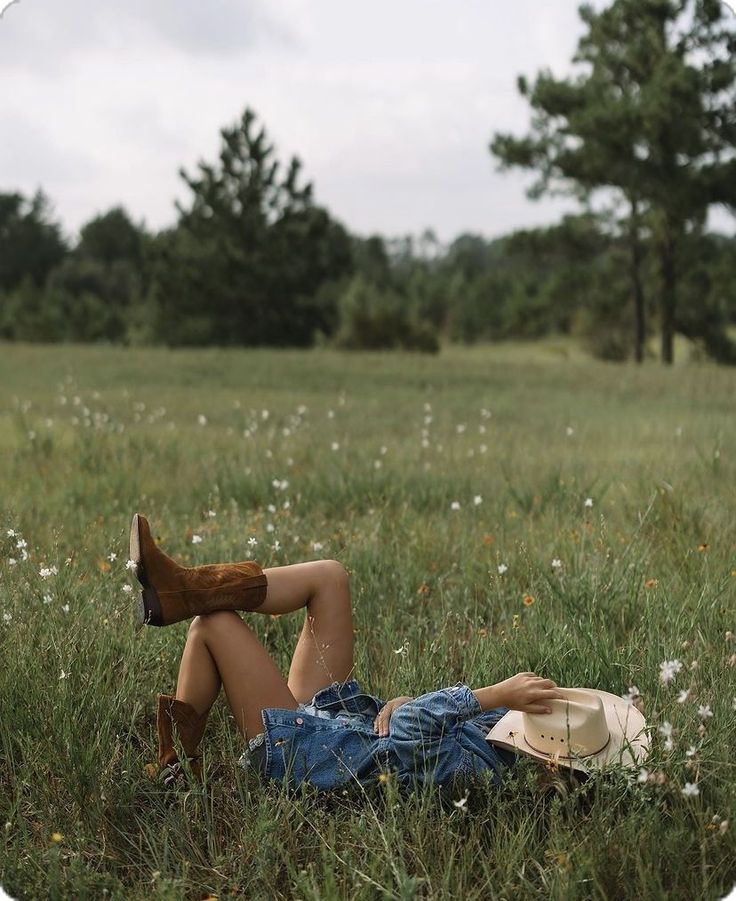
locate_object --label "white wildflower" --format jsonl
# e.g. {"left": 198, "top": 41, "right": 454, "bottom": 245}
{"left": 658, "top": 721, "right": 673, "bottom": 739}
{"left": 108, "top": 552, "right": 117, "bottom": 562}
{"left": 456, "top": 424, "right": 466, "bottom": 434}
{"left": 497, "top": 563, "right": 508, "bottom": 575}
{"left": 15, "top": 539, "right": 27, "bottom": 549}
{"left": 272, "top": 540, "right": 281, "bottom": 551}
{"left": 697, "top": 704, "right": 713, "bottom": 720}
{"left": 551, "top": 559, "right": 563, "bottom": 570}
{"left": 6, "top": 529, "right": 16, "bottom": 537}
{"left": 622, "top": 686, "right": 641, "bottom": 703}
{"left": 676, "top": 689, "right": 691, "bottom": 704}
{"left": 380, "top": 445, "right": 388, "bottom": 455}
{"left": 267, "top": 504, "right": 277, "bottom": 513}
{"left": 473, "top": 495, "right": 483, "bottom": 506}
{"left": 2, "top": 613, "right": 12, "bottom": 624}
{"left": 266, "top": 523, "right": 275, "bottom": 533}
{"left": 312, "top": 542, "right": 324, "bottom": 552}
{"left": 122, "top": 585, "right": 132, "bottom": 594}
{"left": 206, "top": 509, "right": 216, "bottom": 518}
{"left": 191, "top": 534, "right": 203, "bottom": 545}
{"left": 61, "top": 604, "right": 69, "bottom": 614}
{"left": 42, "top": 594, "right": 52, "bottom": 605}
{"left": 637, "top": 768, "right": 649, "bottom": 784}
{"left": 197, "top": 414, "right": 207, "bottom": 426}
{"left": 247, "top": 537, "right": 258, "bottom": 547}
{"left": 125, "top": 559, "right": 137, "bottom": 572}
{"left": 331, "top": 441, "right": 340, "bottom": 451}
{"left": 59, "top": 670, "right": 68, "bottom": 680}
{"left": 566, "top": 426, "right": 574, "bottom": 436}
{"left": 453, "top": 792, "right": 469, "bottom": 810}
{"left": 681, "top": 782, "right": 700, "bottom": 798}
{"left": 39, "top": 566, "right": 58, "bottom": 579}
{"left": 685, "top": 745, "right": 698, "bottom": 758}
{"left": 584, "top": 498, "right": 593, "bottom": 508}
{"left": 373, "top": 460, "right": 382, "bottom": 469}
{"left": 659, "top": 659, "right": 684, "bottom": 686}
{"left": 8, "top": 558, "right": 17, "bottom": 566}
{"left": 450, "top": 501, "right": 461, "bottom": 511}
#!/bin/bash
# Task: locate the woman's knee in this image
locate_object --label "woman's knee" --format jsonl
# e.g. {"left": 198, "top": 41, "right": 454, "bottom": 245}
{"left": 188, "top": 610, "right": 240, "bottom": 638}
{"left": 315, "top": 559, "right": 350, "bottom": 593}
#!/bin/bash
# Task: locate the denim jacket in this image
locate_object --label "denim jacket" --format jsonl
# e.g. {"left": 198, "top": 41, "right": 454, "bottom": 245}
{"left": 255, "top": 679, "right": 515, "bottom": 792}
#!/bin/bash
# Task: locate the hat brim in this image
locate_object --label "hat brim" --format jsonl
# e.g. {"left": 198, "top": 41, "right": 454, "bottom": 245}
{"left": 486, "top": 689, "right": 650, "bottom": 774}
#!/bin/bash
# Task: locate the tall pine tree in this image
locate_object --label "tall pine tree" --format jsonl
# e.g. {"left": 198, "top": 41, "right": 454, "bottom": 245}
{"left": 153, "top": 108, "right": 352, "bottom": 346}
{"left": 491, "top": 0, "right": 736, "bottom": 364}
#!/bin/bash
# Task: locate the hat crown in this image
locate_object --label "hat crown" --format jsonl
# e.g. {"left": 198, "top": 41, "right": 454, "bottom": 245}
{"left": 523, "top": 689, "right": 610, "bottom": 759}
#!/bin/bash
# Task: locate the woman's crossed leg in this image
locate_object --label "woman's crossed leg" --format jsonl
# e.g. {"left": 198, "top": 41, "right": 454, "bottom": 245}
{"left": 173, "top": 559, "right": 355, "bottom": 741}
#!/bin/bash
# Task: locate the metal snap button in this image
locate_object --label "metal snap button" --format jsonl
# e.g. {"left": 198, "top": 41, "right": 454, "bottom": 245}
{"left": 296, "top": 717, "right": 304, "bottom": 725}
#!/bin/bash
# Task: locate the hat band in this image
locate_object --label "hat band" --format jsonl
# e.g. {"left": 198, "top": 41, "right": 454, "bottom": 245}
{"left": 523, "top": 731, "right": 610, "bottom": 759}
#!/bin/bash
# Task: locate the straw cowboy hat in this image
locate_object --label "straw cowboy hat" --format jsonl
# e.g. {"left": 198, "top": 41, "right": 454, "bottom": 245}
{"left": 486, "top": 687, "right": 650, "bottom": 773}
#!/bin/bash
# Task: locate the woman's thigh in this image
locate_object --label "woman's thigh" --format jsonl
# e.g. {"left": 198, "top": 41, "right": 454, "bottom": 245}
{"left": 262, "top": 560, "right": 355, "bottom": 702}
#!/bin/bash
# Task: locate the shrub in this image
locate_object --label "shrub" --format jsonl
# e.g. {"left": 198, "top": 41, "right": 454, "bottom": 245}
{"left": 334, "top": 276, "right": 439, "bottom": 353}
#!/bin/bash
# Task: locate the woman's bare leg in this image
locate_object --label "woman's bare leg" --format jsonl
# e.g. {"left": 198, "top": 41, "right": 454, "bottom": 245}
{"left": 175, "top": 626, "right": 221, "bottom": 716}
{"left": 173, "top": 558, "right": 354, "bottom": 734}
{"left": 259, "top": 560, "right": 355, "bottom": 703}
{"left": 175, "top": 611, "right": 297, "bottom": 739}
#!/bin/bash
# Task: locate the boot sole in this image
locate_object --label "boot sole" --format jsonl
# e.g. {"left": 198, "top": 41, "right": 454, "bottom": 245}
{"left": 129, "top": 514, "right": 165, "bottom": 627}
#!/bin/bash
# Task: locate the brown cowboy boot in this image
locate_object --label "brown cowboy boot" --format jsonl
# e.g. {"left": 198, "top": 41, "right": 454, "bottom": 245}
{"left": 130, "top": 513, "right": 268, "bottom": 627}
{"left": 157, "top": 694, "right": 208, "bottom": 787}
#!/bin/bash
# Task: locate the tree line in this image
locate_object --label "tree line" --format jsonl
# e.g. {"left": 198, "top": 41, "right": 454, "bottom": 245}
{"left": 1, "top": 0, "right": 734, "bottom": 363}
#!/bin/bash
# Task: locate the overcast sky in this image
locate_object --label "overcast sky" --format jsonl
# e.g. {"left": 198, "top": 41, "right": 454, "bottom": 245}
{"left": 1, "top": 0, "right": 734, "bottom": 244}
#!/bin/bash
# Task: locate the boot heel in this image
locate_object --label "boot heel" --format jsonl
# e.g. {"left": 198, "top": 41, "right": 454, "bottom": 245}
{"left": 129, "top": 513, "right": 148, "bottom": 587}
{"left": 138, "top": 586, "right": 164, "bottom": 627}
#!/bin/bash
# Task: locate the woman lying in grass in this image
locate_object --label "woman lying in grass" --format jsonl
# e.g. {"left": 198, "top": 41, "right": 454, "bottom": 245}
{"left": 130, "top": 514, "right": 649, "bottom": 791}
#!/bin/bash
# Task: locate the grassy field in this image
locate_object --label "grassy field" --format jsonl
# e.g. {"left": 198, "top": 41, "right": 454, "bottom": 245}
{"left": 0, "top": 340, "right": 734, "bottom": 900}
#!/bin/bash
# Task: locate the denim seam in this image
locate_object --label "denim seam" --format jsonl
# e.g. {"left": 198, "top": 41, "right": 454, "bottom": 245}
{"left": 260, "top": 710, "right": 274, "bottom": 779}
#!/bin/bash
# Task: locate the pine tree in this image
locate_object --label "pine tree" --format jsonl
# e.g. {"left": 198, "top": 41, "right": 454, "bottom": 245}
{"left": 155, "top": 107, "right": 352, "bottom": 346}
{"left": 491, "top": 0, "right": 736, "bottom": 364}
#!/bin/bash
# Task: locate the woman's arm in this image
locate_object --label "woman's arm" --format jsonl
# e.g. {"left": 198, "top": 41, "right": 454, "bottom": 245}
{"left": 472, "top": 672, "right": 563, "bottom": 714}
{"left": 373, "top": 673, "right": 563, "bottom": 736}
{"left": 373, "top": 696, "right": 414, "bottom": 736}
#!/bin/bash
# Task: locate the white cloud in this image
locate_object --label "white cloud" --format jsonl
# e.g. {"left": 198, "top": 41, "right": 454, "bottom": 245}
{"left": 0, "top": 0, "right": 732, "bottom": 241}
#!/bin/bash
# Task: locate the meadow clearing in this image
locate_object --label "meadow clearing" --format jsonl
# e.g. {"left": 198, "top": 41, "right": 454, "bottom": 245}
{"left": 0, "top": 340, "right": 734, "bottom": 900}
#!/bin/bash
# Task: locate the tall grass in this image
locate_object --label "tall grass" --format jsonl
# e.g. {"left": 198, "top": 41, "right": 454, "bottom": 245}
{"left": 0, "top": 341, "right": 734, "bottom": 900}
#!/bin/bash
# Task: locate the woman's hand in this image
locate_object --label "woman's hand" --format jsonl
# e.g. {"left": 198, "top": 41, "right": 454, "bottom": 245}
{"left": 491, "top": 672, "right": 564, "bottom": 714}
{"left": 373, "top": 696, "right": 414, "bottom": 737}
